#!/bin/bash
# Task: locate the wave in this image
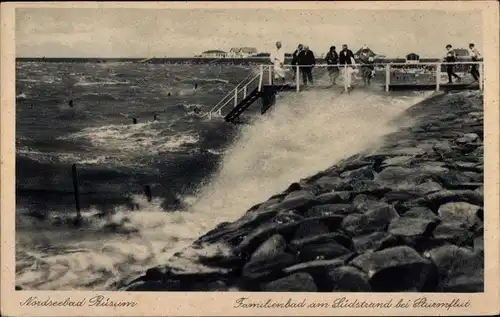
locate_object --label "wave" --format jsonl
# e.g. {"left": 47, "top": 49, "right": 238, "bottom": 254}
{"left": 16, "top": 88, "right": 434, "bottom": 290}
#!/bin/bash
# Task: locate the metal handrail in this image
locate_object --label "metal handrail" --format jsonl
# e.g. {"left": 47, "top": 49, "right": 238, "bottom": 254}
{"left": 207, "top": 72, "right": 261, "bottom": 119}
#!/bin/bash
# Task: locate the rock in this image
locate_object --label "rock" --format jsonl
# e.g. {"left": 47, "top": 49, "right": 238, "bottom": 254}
{"left": 414, "top": 181, "right": 443, "bottom": 195}
{"left": 315, "top": 191, "right": 351, "bottom": 204}
{"left": 234, "top": 221, "right": 301, "bottom": 256}
{"left": 274, "top": 210, "right": 304, "bottom": 224}
{"left": 473, "top": 236, "right": 484, "bottom": 253}
{"left": 206, "top": 280, "right": 229, "bottom": 291}
{"left": 352, "top": 194, "right": 379, "bottom": 212}
{"left": 292, "top": 219, "right": 330, "bottom": 240}
{"left": 351, "top": 246, "right": 433, "bottom": 291}
{"left": 350, "top": 180, "right": 391, "bottom": 197}
{"left": 384, "top": 190, "right": 421, "bottom": 203}
{"left": 353, "top": 232, "right": 399, "bottom": 253}
{"left": 261, "top": 272, "right": 317, "bottom": 292}
{"left": 381, "top": 156, "right": 414, "bottom": 168}
{"left": 297, "top": 241, "right": 352, "bottom": 262}
{"left": 305, "top": 204, "right": 354, "bottom": 217}
{"left": 403, "top": 207, "right": 441, "bottom": 222}
{"left": 374, "top": 166, "right": 446, "bottom": 191}
{"left": 15, "top": 286, "right": 23, "bottom": 290}
{"left": 424, "top": 245, "right": 483, "bottom": 292}
{"left": 277, "top": 190, "right": 316, "bottom": 210}
{"left": 290, "top": 232, "right": 354, "bottom": 251}
{"left": 342, "top": 203, "right": 399, "bottom": 236}
{"left": 125, "top": 280, "right": 180, "bottom": 291}
{"left": 438, "top": 171, "right": 476, "bottom": 189}
{"left": 388, "top": 217, "right": 439, "bottom": 237}
{"left": 437, "top": 202, "right": 482, "bottom": 226}
{"left": 401, "top": 190, "right": 483, "bottom": 212}
{"left": 315, "top": 176, "right": 345, "bottom": 192}
{"left": 340, "top": 165, "right": 375, "bottom": 180}
{"left": 251, "top": 234, "right": 287, "bottom": 261}
{"left": 326, "top": 266, "right": 372, "bottom": 292}
{"left": 456, "top": 133, "right": 479, "bottom": 144}
{"left": 283, "top": 258, "right": 346, "bottom": 276}
{"left": 432, "top": 221, "right": 471, "bottom": 246}
{"left": 242, "top": 252, "right": 297, "bottom": 281}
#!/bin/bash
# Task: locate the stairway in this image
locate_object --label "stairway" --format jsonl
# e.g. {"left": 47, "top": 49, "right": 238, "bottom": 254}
{"left": 224, "top": 88, "right": 261, "bottom": 122}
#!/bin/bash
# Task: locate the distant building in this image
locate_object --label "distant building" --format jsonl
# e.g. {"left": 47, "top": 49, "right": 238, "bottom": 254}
{"left": 406, "top": 53, "right": 420, "bottom": 63}
{"left": 228, "top": 47, "right": 258, "bottom": 58}
{"left": 201, "top": 50, "right": 227, "bottom": 58}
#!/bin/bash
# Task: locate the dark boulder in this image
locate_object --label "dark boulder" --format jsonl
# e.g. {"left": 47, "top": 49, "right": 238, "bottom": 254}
{"left": 437, "top": 202, "right": 482, "bottom": 227}
{"left": 432, "top": 221, "right": 472, "bottom": 246}
{"left": 353, "top": 232, "right": 400, "bottom": 253}
{"left": 315, "top": 191, "right": 351, "bottom": 204}
{"left": 388, "top": 217, "right": 439, "bottom": 237}
{"left": 402, "top": 206, "right": 441, "bottom": 222}
{"left": 350, "top": 246, "right": 434, "bottom": 291}
{"left": 305, "top": 204, "right": 354, "bottom": 217}
{"left": 260, "top": 272, "right": 318, "bottom": 292}
{"left": 326, "top": 266, "right": 372, "bottom": 292}
{"left": 424, "top": 245, "right": 483, "bottom": 292}
{"left": 250, "top": 234, "right": 287, "bottom": 261}
{"left": 242, "top": 252, "right": 297, "bottom": 282}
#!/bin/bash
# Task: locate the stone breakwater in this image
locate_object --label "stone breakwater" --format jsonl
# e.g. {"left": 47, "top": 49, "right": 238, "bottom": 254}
{"left": 124, "top": 90, "right": 484, "bottom": 292}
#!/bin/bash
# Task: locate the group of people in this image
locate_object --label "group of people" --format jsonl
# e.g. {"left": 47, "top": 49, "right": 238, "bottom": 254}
{"left": 270, "top": 42, "right": 376, "bottom": 92}
{"left": 444, "top": 43, "right": 482, "bottom": 84}
{"left": 270, "top": 41, "right": 483, "bottom": 92}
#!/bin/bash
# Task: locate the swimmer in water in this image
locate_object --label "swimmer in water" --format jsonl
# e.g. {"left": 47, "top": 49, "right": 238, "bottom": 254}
{"left": 68, "top": 100, "right": 74, "bottom": 107}
{"left": 194, "top": 83, "right": 198, "bottom": 90}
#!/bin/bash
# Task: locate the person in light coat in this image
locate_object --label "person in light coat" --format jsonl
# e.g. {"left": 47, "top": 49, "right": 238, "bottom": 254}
{"left": 468, "top": 43, "right": 482, "bottom": 81}
{"left": 270, "top": 41, "right": 286, "bottom": 84}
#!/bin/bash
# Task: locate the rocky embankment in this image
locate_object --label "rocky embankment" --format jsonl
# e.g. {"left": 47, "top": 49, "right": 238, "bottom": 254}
{"left": 124, "top": 90, "right": 484, "bottom": 292}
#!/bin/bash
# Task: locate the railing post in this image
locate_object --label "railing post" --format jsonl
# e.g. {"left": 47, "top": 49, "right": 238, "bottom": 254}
{"left": 385, "top": 64, "right": 390, "bottom": 92}
{"left": 296, "top": 65, "right": 300, "bottom": 92}
{"left": 268, "top": 66, "right": 272, "bottom": 85}
{"left": 234, "top": 86, "right": 238, "bottom": 108}
{"left": 435, "top": 63, "right": 441, "bottom": 92}
{"left": 344, "top": 64, "right": 348, "bottom": 92}
{"left": 479, "top": 62, "right": 484, "bottom": 91}
{"left": 243, "top": 85, "right": 247, "bottom": 98}
{"left": 258, "top": 65, "right": 263, "bottom": 92}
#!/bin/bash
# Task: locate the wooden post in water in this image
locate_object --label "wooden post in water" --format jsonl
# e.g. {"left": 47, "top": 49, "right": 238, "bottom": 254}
{"left": 144, "top": 185, "right": 152, "bottom": 202}
{"left": 385, "top": 64, "right": 390, "bottom": 92}
{"left": 71, "top": 164, "right": 82, "bottom": 225}
{"left": 435, "top": 63, "right": 441, "bottom": 92}
{"left": 296, "top": 65, "right": 300, "bottom": 92}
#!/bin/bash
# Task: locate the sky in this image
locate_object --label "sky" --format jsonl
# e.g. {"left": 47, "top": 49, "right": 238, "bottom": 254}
{"left": 15, "top": 8, "right": 483, "bottom": 58}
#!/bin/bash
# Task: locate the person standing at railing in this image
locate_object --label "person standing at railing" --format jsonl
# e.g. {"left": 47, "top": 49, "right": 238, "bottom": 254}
{"left": 359, "top": 46, "right": 375, "bottom": 87}
{"left": 291, "top": 44, "right": 304, "bottom": 81}
{"left": 339, "top": 44, "right": 356, "bottom": 93}
{"left": 443, "top": 44, "right": 461, "bottom": 84}
{"left": 468, "top": 43, "right": 482, "bottom": 82}
{"left": 325, "top": 46, "right": 340, "bottom": 86}
{"left": 298, "top": 45, "right": 316, "bottom": 87}
{"left": 270, "top": 41, "right": 286, "bottom": 84}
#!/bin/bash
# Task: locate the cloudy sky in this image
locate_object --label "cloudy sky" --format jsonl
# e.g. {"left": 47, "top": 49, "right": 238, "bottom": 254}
{"left": 16, "top": 8, "right": 483, "bottom": 58}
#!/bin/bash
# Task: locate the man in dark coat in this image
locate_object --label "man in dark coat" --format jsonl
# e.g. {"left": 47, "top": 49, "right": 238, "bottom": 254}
{"left": 298, "top": 45, "right": 316, "bottom": 87}
{"left": 444, "top": 44, "right": 461, "bottom": 84}
{"left": 338, "top": 44, "right": 356, "bottom": 92}
{"left": 291, "top": 44, "right": 303, "bottom": 81}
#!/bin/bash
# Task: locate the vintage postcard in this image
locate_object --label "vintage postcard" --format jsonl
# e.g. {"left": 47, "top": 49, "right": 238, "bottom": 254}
{"left": 1, "top": 1, "right": 499, "bottom": 316}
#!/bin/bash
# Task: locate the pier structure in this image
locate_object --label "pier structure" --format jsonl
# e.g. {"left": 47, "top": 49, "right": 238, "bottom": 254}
{"left": 205, "top": 61, "right": 484, "bottom": 123}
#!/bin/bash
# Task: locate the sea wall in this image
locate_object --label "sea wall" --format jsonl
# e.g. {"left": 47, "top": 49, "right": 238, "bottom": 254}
{"left": 124, "top": 90, "right": 484, "bottom": 292}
